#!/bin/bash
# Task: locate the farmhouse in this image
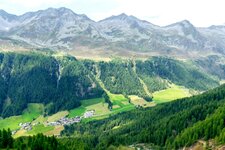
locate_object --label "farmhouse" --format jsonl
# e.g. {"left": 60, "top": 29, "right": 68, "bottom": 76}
{"left": 84, "top": 110, "right": 95, "bottom": 118}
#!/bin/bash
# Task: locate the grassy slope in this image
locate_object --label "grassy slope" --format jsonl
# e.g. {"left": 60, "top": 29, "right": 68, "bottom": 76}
{"left": 68, "top": 83, "right": 190, "bottom": 121}
{"left": 0, "top": 103, "right": 44, "bottom": 130}
{"left": 108, "top": 93, "right": 135, "bottom": 112}
{"left": 129, "top": 95, "right": 156, "bottom": 107}
{"left": 153, "top": 84, "right": 191, "bottom": 103}
{"left": 68, "top": 94, "right": 136, "bottom": 122}
{"left": 47, "top": 111, "right": 69, "bottom": 122}
{"left": 27, "top": 124, "right": 54, "bottom": 135}
{"left": 68, "top": 98, "right": 105, "bottom": 118}
{"left": 68, "top": 97, "right": 111, "bottom": 122}
{"left": 86, "top": 93, "right": 135, "bottom": 121}
{"left": 68, "top": 107, "right": 86, "bottom": 118}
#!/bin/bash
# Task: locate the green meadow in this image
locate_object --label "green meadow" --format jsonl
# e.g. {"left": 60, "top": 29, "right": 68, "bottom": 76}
{"left": 68, "top": 98, "right": 105, "bottom": 118}
{"left": 27, "top": 124, "right": 54, "bottom": 135}
{"left": 153, "top": 84, "right": 191, "bottom": 103}
{"left": 0, "top": 103, "right": 44, "bottom": 130}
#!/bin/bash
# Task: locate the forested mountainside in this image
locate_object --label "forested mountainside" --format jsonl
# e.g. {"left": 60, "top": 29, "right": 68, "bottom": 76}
{"left": 62, "top": 84, "right": 225, "bottom": 149}
{"left": 135, "top": 57, "right": 219, "bottom": 91}
{"left": 83, "top": 57, "right": 218, "bottom": 93}
{"left": 0, "top": 52, "right": 104, "bottom": 117}
{"left": 195, "top": 55, "right": 225, "bottom": 79}
{"left": 0, "top": 52, "right": 220, "bottom": 118}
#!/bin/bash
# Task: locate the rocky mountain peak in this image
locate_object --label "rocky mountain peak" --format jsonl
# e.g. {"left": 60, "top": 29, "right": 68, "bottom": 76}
{"left": 0, "top": 9, "right": 17, "bottom": 21}
{"left": 165, "top": 20, "right": 194, "bottom": 29}
{"left": 0, "top": 8, "right": 225, "bottom": 54}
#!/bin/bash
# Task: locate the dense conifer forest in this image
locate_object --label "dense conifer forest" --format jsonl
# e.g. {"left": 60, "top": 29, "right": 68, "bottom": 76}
{"left": 0, "top": 129, "right": 67, "bottom": 150}
{"left": 0, "top": 52, "right": 104, "bottom": 117}
{"left": 62, "top": 84, "right": 225, "bottom": 149}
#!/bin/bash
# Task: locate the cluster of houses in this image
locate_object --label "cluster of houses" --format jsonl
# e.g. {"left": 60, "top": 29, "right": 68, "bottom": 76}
{"left": 83, "top": 110, "right": 95, "bottom": 118}
{"left": 47, "top": 116, "right": 81, "bottom": 126}
{"left": 19, "top": 122, "right": 32, "bottom": 131}
{"left": 47, "top": 110, "right": 95, "bottom": 126}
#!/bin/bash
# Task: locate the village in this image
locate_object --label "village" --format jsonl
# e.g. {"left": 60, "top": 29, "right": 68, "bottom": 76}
{"left": 47, "top": 110, "right": 95, "bottom": 126}
{"left": 14, "top": 110, "right": 95, "bottom": 134}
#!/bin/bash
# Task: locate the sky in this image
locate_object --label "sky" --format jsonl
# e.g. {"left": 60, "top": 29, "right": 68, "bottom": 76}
{"left": 0, "top": 0, "right": 225, "bottom": 27}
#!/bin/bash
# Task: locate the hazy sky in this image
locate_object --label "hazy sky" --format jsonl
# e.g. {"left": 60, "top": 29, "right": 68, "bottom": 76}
{"left": 1, "top": 0, "right": 225, "bottom": 27}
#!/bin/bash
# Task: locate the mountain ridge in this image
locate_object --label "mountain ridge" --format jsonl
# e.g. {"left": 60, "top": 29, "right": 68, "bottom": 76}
{"left": 0, "top": 7, "right": 225, "bottom": 57}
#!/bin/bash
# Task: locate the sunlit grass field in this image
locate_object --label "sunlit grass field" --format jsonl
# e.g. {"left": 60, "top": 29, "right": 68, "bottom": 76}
{"left": 0, "top": 103, "right": 44, "bottom": 130}
{"left": 153, "top": 84, "right": 191, "bottom": 103}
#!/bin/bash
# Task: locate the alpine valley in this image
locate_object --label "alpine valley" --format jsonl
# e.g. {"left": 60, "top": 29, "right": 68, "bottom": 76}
{"left": 1, "top": 7, "right": 225, "bottom": 150}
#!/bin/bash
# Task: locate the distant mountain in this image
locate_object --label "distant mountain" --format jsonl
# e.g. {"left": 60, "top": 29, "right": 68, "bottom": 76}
{"left": 0, "top": 9, "right": 18, "bottom": 31}
{"left": 198, "top": 25, "right": 225, "bottom": 53}
{"left": 161, "top": 20, "right": 215, "bottom": 52}
{"left": 0, "top": 8, "right": 104, "bottom": 49}
{"left": 0, "top": 7, "right": 225, "bottom": 55}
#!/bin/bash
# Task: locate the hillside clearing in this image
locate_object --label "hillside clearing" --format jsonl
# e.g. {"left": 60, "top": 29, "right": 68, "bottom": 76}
{"left": 68, "top": 106, "right": 86, "bottom": 118}
{"left": 129, "top": 95, "right": 156, "bottom": 107}
{"left": 47, "top": 111, "right": 69, "bottom": 122}
{"left": 153, "top": 84, "right": 191, "bottom": 103}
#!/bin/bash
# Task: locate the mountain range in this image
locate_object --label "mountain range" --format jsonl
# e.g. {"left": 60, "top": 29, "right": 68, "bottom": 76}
{"left": 1, "top": 7, "right": 225, "bottom": 57}
{"left": 2, "top": 7, "right": 225, "bottom": 149}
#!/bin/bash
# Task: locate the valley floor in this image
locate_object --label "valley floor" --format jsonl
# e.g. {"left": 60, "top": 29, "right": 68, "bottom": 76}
{"left": 0, "top": 84, "right": 192, "bottom": 137}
